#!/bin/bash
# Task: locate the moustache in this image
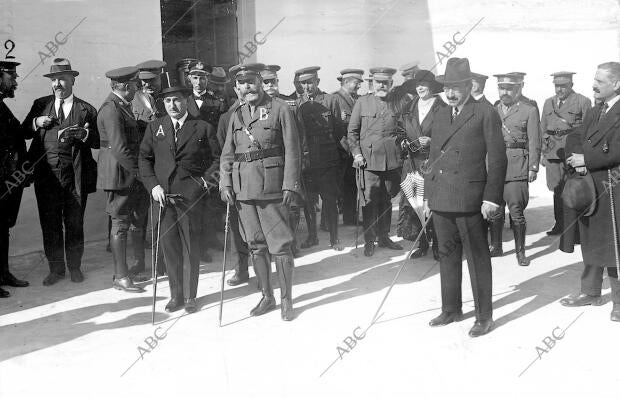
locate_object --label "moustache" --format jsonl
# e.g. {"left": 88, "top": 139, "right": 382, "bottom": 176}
{"left": 54, "top": 87, "right": 63, "bottom": 91}
{"left": 593, "top": 88, "right": 600, "bottom": 93}
{"left": 446, "top": 96, "right": 458, "bottom": 101}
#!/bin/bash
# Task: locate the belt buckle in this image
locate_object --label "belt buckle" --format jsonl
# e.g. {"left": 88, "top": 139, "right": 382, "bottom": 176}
{"left": 244, "top": 152, "right": 251, "bottom": 162}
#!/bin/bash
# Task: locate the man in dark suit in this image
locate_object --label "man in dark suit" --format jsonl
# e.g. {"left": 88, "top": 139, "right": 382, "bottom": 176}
{"left": 562, "top": 61, "right": 620, "bottom": 322}
{"left": 349, "top": 67, "right": 405, "bottom": 257}
{"left": 470, "top": 72, "right": 492, "bottom": 107}
{"left": 424, "top": 57, "right": 507, "bottom": 337}
{"left": 97, "top": 66, "right": 147, "bottom": 293}
{"left": 22, "top": 58, "right": 99, "bottom": 285}
{"left": 220, "top": 63, "right": 302, "bottom": 321}
{"left": 0, "top": 60, "right": 30, "bottom": 297}
{"left": 334, "top": 68, "right": 363, "bottom": 226}
{"left": 139, "top": 78, "right": 216, "bottom": 314}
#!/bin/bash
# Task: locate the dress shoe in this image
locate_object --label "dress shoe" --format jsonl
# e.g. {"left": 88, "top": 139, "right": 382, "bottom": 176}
{"left": 42, "top": 272, "right": 65, "bottom": 286}
{"left": 227, "top": 270, "right": 249, "bottom": 286}
{"left": 0, "top": 287, "right": 9, "bottom": 298}
{"left": 185, "top": 298, "right": 198, "bottom": 314}
{"left": 546, "top": 225, "right": 563, "bottom": 235}
{"left": 611, "top": 304, "right": 620, "bottom": 322}
{"left": 281, "top": 299, "right": 294, "bottom": 321}
{"left": 377, "top": 236, "right": 403, "bottom": 250}
{"left": 409, "top": 247, "right": 428, "bottom": 259}
{"left": 250, "top": 295, "right": 276, "bottom": 316}
{"left": 112, "top": 276, "right": 145, "bottom": 293}
{"left": 432, "top": 242, "right": 440, "bottom": 261}
{"left": 469, "top": 319, "right": 494, "bottom": 337}
{"left": 127, "top": 266, "right": 150, "bottom": 282}
{"left": 429, "top": 311, "right": 463, "bottom": 327}
{"left": 364, "top": 242, "right": 375, "bottom": 257}
{"left": 560, "top": 293, "right": 603, "bottom": 307}
{"left": 69, "top": 269, "right": 84, "bottom": 283}
{"left": 0, "top": 272, "right": 29, "bottom": 287}
{"left": 330, "top": 239, "right": 344, "bottom": 251}
{"left": 300, "top": 236, "right": 319, "bottom": 249}
{"left": 165, "top": 297, "right": 184, "bottom": 313}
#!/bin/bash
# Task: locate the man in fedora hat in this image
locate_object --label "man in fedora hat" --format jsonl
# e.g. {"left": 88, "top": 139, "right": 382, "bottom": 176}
{"left": 488, "top": 73, "right": 540, "bottom": 266}
{"left": 425, "top": 57, "right": 507, "bottom": 337}
{"left": 349, "top": 67, "right": 405, "bottom": 257}
{"left": 0, "top": 60, "right": 30, "bottom": 297}
{"left": 139, "top": 76, "right": 216, "bottom": 314}
{"left": 22, "top": 58, "right": 99, "bottom": 285}
{"left": 97, "top": 66, "right": 147, "bottom": 293}
{"left": 334, "top": 68, "right": 363, "bottom": 226}
{"left": 540, "top": 72, "right": 591, "bottom": 236}
{"left": 561, "top": 62, "right": 620, "bottom": 322}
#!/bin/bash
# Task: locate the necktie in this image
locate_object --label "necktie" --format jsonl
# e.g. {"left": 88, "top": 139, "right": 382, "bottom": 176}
{"left": 451, "top": 106, "right": 459, "bottom": 122}
{"left": 174, "top": 121, "right": 180, "bottom": 142}
{"left": 58, "top": 99, "right": 65, "bottom": 122}
{"left": 558, "top": 100, "right": 564, "bottom": 108}
{"left": 599, "top": 102, "right": 609, "bottom": 123}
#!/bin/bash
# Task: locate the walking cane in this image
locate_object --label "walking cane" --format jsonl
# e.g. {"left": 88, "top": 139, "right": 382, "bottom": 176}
{"left": 608, "top": 170, "right": 620, "bottom": 277}
{"left": 355, "top": 168, "right": 365, "bottom": 249}
{"left": 151, "top": 201, "right": 163, "bottom": 325}
{"left": 219, "top": 203, "right": 231, "bottom": 327}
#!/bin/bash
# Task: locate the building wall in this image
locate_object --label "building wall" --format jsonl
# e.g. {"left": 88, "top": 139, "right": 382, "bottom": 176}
{"left": 1, "top": 0, "right": 162, "bottom": 256}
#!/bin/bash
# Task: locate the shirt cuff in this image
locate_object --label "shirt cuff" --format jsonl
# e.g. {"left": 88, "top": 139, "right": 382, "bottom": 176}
{"left": 32, "top": 119, "right": 38, "bottom": 131}
{"left": 483, "top": 200, "right": 499, "bottom": 207}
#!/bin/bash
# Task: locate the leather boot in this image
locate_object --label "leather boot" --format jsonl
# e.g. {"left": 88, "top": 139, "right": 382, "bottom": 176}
{"left": 128, "top": 230, "right": 148, "bottom": 282}
{"left": 250, "top": 254, "right": 276, "bottom": 316}
{"left": 513, "top": 223, "right": 530, "bottom": 266}
{"left": 301, "top": 205, "right": 318, "bottom": 248}
{"left": 275, "top": 254, "right": 295, "bottom": 321}
{"left": 227, "top": 254, "right": 249, "bottom": 286}
{"left": 488, "top": 218, "right": 504, "bottom": 257}
{"left": 328, "top": 203, "right": 343, "bottom": 251}
{"left": 288, "top": 207, "right": 301, "bottom": 257}
{"left": 410, "top": 232, "right": 429, "bottom": 259}
{"left": 111, "top": 234, "right": 145, "bottom": 293}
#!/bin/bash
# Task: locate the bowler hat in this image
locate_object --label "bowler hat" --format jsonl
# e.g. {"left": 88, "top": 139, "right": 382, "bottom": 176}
{"left": 157, "top": 72, "right": 192, "bottom": 98}
{"left": 435, "top": 58, "right": 472, "bottom": 85}
{"left": 44, "top": 58, "right": 79, "bottom": 78}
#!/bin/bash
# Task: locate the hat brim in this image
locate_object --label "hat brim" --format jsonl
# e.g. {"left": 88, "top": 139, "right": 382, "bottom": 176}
{"left": 435, "top": 75, "right": 471, "bottom": 85}
{"left": 43, "top": 70, "right": 79, "bottom": 78}
{"left": 188, "top": 71, "right": 208, "bottom": 76}
{"left": 157, "top": 86, "right": 192, "bottom": 98}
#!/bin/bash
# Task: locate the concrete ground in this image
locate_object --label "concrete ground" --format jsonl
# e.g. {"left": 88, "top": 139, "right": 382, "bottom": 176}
{"left": 1, "top": 178, "right": 619, "bottom": 398}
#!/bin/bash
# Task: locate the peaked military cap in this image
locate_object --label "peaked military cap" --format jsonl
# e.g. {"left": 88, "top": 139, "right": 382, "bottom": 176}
{"left": 337, "top": 68, "right": 364, "bottom": 82}
{"left": 494, "top": 73, "right": 522, "bottom": 85}
{"left": 229, "top": 63, "right": 266, "bottom": 80}
{"left": 471, "top": 72, "right": 488, "bottom": 82}
{"left": 369, "top": 67, "right": 397, "bottom": 81}
{"left": 136, "top": 60, "right": 167, "bottom": 80}
{"left": 261, "top": 64, "right": 281, "bottom": 80}
{"left": 551, "top": 71, "right": 575, "bottom": 85}
{"left": 295, "top": 66, "right": 321, "bottom": 82}
{"left": 188, "top": 60, "right": 211, "bottom": 76}
{"left": 400, "top": 61, "right": 420, "bottom": 78}
{"left": 0, "top": 60, "right": 19, "bottom": 73}
{"left": 105, "top": 66, "right": 139, "bottom": 82}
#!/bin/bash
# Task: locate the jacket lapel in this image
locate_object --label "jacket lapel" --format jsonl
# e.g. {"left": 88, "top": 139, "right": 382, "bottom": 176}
{"left": 440, "top": 98, "right": 475, "bottom": 149}
{"left": 175, "top": 118, "right": 198, "bottom": 153}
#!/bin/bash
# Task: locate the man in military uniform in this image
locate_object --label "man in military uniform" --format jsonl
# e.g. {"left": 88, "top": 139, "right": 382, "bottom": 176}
{"left": 0, "top": 60, "right": 30, "bottom": 297}
{"left": 540, "top": 72, "right": 591, "bottom": 235}
{"left": 296, "top": 66, "right": 347, "bottom": 251}
{"left": 471, "top": 72, "right": 492, "bottom": 107}
{"left": 288, "top": 71, "right": 303, "bottom": 100}
{"left": 186, "top": 60, "right": 226, "bottom": 260}
{"left": 400, "top": 61, "right": 420, "bottom": 81}
{"left": 22, "top": 58, "right": 99, "bottom": 285}
{"left": 489, "top": 73, "right": 541, "bottom": 266}
{"left": 220, "top": 63, "right": 301, "bottom": 321}
{"left": 334, "top": 69, "right": 363, "bottom": 226}
{"left": 133, "top": 60, "right": 167, "bottom": 124}
{"left": 349, "top": 67, "right": 404, "bottom": 256}
{"left": 97, "top": 66, "right": 147, "bottom": 293}
{"left": 139, "top": 77, "right": 215, "bottom": 314}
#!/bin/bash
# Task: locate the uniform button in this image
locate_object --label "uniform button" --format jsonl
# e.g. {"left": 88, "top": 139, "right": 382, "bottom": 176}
{"left": 588, "top": 139, "right": 591, "bottom": 143}
{"left": 439, "top": 170, "right": 443, "bottom": 174}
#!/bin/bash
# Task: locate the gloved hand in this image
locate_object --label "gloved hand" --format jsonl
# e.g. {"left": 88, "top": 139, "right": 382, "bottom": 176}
{"left": 352, "top": 154, "right": 366, "bottom": 168}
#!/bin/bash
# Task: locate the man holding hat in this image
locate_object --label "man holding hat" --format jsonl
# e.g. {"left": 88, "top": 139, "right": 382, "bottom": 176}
{"left": 0, "top": 60, "right": 30, "bottom": 297}
{"left": 425, "top": 57, "right": 506, "bottom": 337}
{"left": 334, "top": 68, "right": 363, "bottom": 226}
{"left": 97, "top": 66, "right": 147, "bottom": 293}
{"left": 133, "top": 60, "right": 167, "bottom": 124}
{"left": 471, "top": 72, "right": 492, "bottom": 107}
{"left": 489, "top": 73, "right": 540, "bottom": 266}
{"left": 139, "top": 76, "right": 216, "bottom": 314}
{"left": 561, "top": 62, "right": 620, "bottom": 321}
{"left": 220, "top": 63, "right": 302, "bottom": 321}
{"left": 540, "top": 71, "right": 591, "bottom": 235}
{"left": 349, "top": 66, "right": 404, "bottom": 257}
{"left": 295, "top": 66, "right": 347, "bottom": 251}
{"left": 22, "top": 58, "right": 99, "bottom": 285}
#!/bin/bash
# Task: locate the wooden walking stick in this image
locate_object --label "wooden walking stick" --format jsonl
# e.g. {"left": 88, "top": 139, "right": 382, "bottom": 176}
{"left": 219, "top": 203, "right": 231, "bottom": 327}
{"left": 608, "top": 170, "right": 620, "bottom": 277}
{"left": 152, "top": 202, "right": 163, "bottom": 325}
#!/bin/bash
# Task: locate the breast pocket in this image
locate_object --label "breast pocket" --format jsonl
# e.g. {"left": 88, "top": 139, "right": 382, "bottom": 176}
{"left": 262, "top": 157, "right": 284, "bottom": 194}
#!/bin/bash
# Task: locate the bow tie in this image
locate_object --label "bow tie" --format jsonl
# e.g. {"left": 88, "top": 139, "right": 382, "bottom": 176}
{"left": 194, "top": 93, "right": 207, "bottom": 101}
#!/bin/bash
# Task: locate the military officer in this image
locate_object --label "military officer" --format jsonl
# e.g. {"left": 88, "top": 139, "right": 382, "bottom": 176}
{"left": 400, "top": 61, "right": 420, "bottom": 81}
{"left": 470, "top": 72, "right": 492, "bottom": 107}
{"left": 186, "top": 60, "right": 226, "bottom": 260}
{"left": 133, "top": 60, "right": 167, "bottom": 124}
{"left": 97, "top": 66, "right": 147, "bottom": 293}
{"left": 0, "top": 60, "right": 30, "bottom": 297}
{"left": 489, "top": 73, "right": 541, "bottom": 266}
{"left": 349, "top": 67, "right": 405, "bottom": 256}
{"left": 288, "top": 71, "right": 303, "bottom": 100}
{"left": 334, "top": 68, "right": 363, "bottom": 226}
{"left": 22, "top": 58, "right": 99, "bottom": 285}
{"left": 296, "top": 66, "right": 347, "bottom": 251}
{"left": 365, "top": 74, "right": 374, "bottom": 94}
{"left": 139, "top": 77, "right": 215, "bottom": 314}
{"left": 220, "top": 63, "right": 301, "bottom": 321}
{"left": 491, "top": 72, "right": 538, "bottom": 112}
{"left": 540, "top": 72, "right": 591, "bottom": 235}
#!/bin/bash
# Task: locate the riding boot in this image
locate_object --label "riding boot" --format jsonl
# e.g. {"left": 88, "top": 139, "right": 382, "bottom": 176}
{"left": 274, "top": 254, "right": 295, "bottom": 321}
{"left": 288, "top": 207, "right": 301, "bottom": 257}
{"left": 488, "top": 218, "right": 504, "bottom": 257}
{"left": 111, "top": 234, "right": 144, "bottom": 292}
{"left": 227, "top": 253, "right": 249, "bottom": 286}
{"left": 410, "top": 232, "right": 429, "bottom": 259}
{"left": 327, "top": 200, "right": 342, "bottom": 251}
{"left": 301, "top": 204, "right": 318, "bottom": 248}
{"left": 250, "top": 254, "right": 276, "bottom": 316}
{"left": 514, "top": 223, "right": 530, "bottom": 266}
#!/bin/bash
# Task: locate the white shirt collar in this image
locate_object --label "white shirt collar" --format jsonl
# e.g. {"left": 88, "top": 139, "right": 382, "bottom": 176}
{"left": 605, "top": 94, "right": 620, "bottom": 111}
{"left": 472, "top": 93, "right": 484, "bottom": 101}
{"left": 194, "top": 90, "right": 206, "bottom": 97}
{"left": 171, "top": 112, "right": 189, "bottom": 127}
{"left": 56, "top": 93, "right": 74, "bottom": 105}
{"left": 112, "top": 92, "right": 131, "bottom": 106}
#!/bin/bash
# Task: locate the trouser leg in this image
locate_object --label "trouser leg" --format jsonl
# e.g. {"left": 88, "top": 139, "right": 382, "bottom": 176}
{"left": 35, "top": 182, "right": 66, "bottom": 274}
{"left": 580, "top": 265, "right": 604, "bottom": 297}
{"left": 63, "top": 187, "right": 86, "bottom": 271}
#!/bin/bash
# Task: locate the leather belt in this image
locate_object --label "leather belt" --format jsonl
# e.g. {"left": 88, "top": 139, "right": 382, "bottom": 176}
{"left": 100, "top": 140, "right": 111, "bottom": 148}
{"left": 505, "top": 142, "right": 527, "bottom": 149}
{"left": 234, "top": 147, "right": 283, "bottom": 162}
{"left": 545, "top": 129, "right": 571, "bottom": 137}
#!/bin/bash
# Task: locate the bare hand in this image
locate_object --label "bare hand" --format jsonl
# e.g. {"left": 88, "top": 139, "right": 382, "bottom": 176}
{"left": 481, "top": 202, "right": 500, "bottom": 220}
{"left": 575, "top": 166, "right": 587, "bottom": 175}
{"left": 353, "top": 154, "right": 366, "bottom": 168}
{"left": 282, "top": 190, "right": 296, "bottom": 207}
{"left": 418, "top": 136, "right": 431, "bottom": 147}
{"left": 152, "top": 185, "right": 166, "bottom": 206}
{"left": 423, "top": 200, "right": 431, "bottom": 219}
{"left": 566, "top": 153, "right": 585, "bottom": 168}
{"left": 220, "top": 187, "right": 235, "bottom": 205}
{"left": 528, "top": 171, "right": 537, "bottom": 183}
{"left": 35, "top": 116, "right": 54, "bottom": 128}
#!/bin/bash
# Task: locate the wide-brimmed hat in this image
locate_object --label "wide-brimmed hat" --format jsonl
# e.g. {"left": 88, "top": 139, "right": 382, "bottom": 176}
{"left": 435, "top": 58, "right": 471, "bottom": 85}
{"left": 562, "top": 171, "right": 597, "bottom": 217}
{"left": 412, "top": 69, "right": 442, "bottom": 93}
{"left": 44, "top": 58, "right": 79, "bottom": 78}
{"left": 208, "top": 66, "right": 231, "bottom": 84}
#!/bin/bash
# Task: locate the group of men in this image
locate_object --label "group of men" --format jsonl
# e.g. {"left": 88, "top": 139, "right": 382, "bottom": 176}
{"left": 1, "top": 53, "right": 619, "bottom": 334}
